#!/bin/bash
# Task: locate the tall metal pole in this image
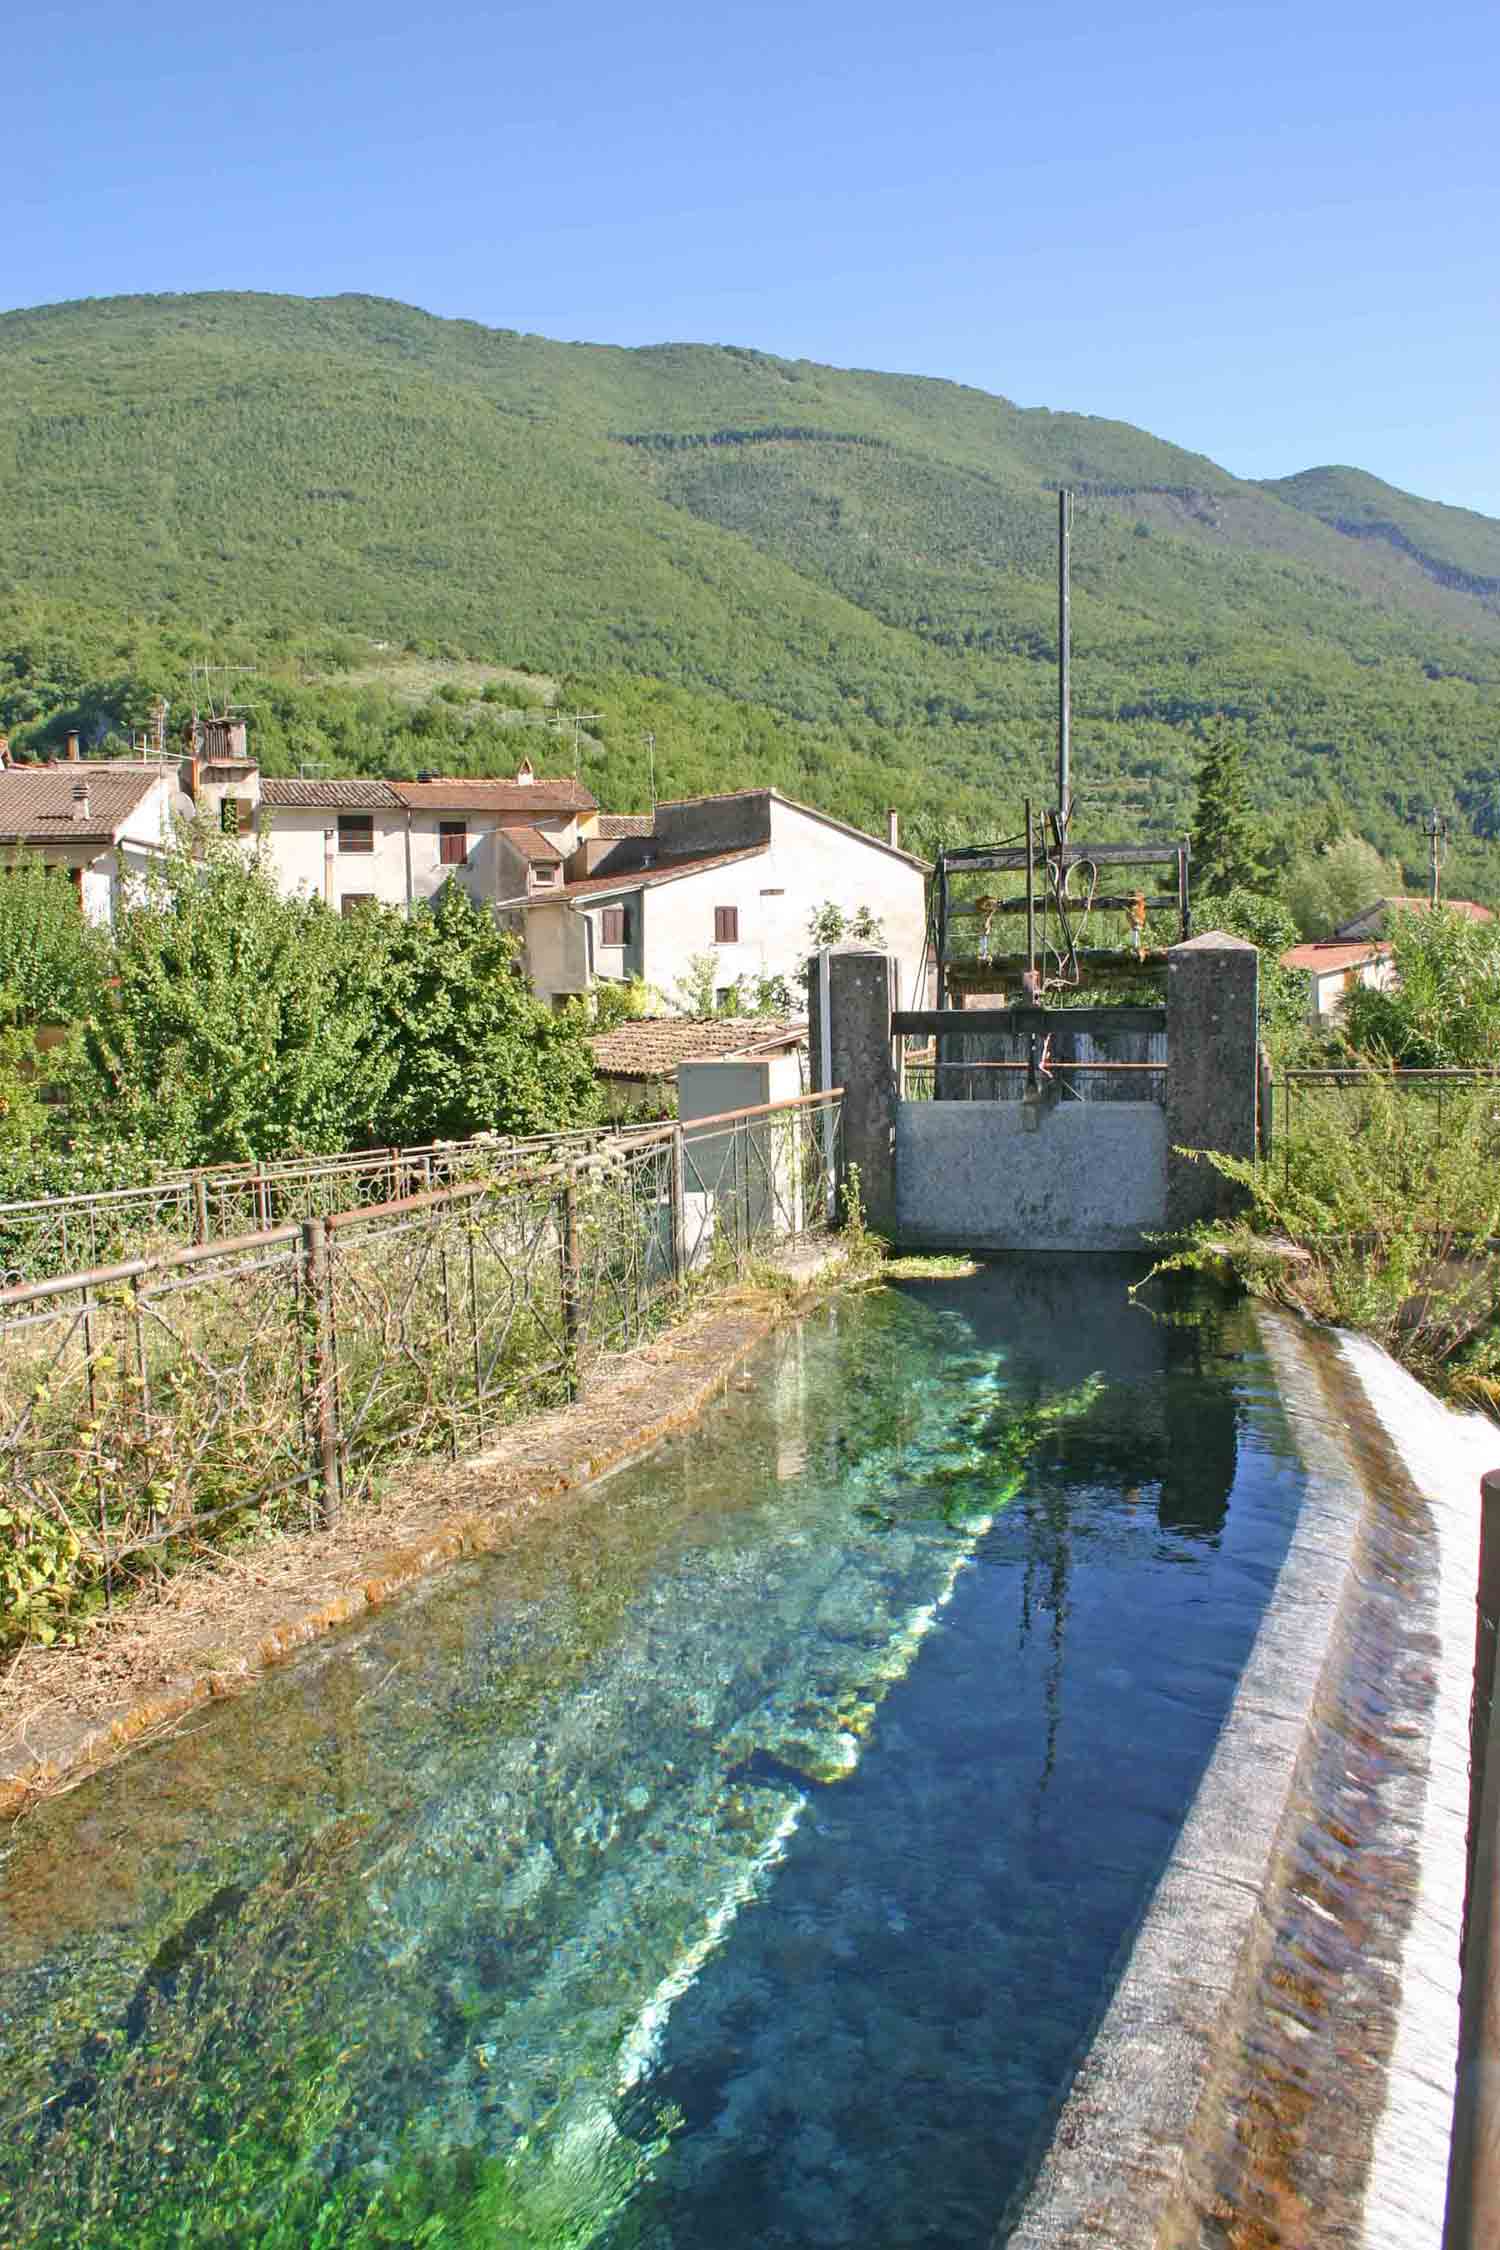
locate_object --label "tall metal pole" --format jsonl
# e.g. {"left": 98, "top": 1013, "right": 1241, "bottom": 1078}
{"left": 1024, "top": 798, "right": 1037, "bottom": 991}
{"left": 1058, "top": 487, "right": 1072, "bottom": 834}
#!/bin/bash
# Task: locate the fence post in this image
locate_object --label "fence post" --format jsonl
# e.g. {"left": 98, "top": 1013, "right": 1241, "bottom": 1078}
{"left": 670, "top": 1125, "right": 687, "bottom": 1287}
{"left": 191, "top": 1173, "right": 209, "bottom": 1244}
{"left": 255, "top": 1165, "right": 271, "bottom": 1230}
{"left": 560, "top": 1172, "right": 582, "bottom": 1400}
{"left": 301, "top": 1216, "right": 342, "bottom": 1527}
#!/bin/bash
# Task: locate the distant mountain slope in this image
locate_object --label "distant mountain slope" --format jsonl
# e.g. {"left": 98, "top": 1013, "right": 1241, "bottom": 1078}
{"left": 1261, "top": 466, "right": 1500, "bottom": 599}
{"left": 2, "top": 291, "right": 1499, "bottom": 886}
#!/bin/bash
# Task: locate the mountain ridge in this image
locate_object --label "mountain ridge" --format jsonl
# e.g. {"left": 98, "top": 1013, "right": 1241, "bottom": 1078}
{"left": 2, "top": 290, "right": 1498, "bottom": 889}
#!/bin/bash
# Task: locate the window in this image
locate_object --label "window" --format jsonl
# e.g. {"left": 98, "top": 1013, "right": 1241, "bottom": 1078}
{"left": 340, "top": 893, "right": 375, "bottom": 918}
{"left": 601, "top": 905, "right": 631, "bottom": 946}
{"left": 220, "top": 797, "right": 251, "bottom": 835}
{"left": 439, "top": 821, "right": 468, "bottom": 865}
{"left": 338, "top": 813, "right": 374, "bottom": 855}
{"left": 531, "top": 863, "right": 560, "bottom": 888}
{"left": 713, "top": 905, "right": 739, "bottom": 944}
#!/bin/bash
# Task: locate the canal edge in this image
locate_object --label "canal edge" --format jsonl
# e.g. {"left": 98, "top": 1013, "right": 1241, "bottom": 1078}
{"left": 1006, "top": 1302, "right": 1474, "bottom": 2249}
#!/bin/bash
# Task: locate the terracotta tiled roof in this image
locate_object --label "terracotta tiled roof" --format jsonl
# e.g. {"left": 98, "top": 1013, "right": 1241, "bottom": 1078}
{"left": 597, "top": 812, "right": 654, "bottom": 838}
{"left": 1334, "top": 895, "right": 1493, "bottom": 934}
{"left": 503, "top": 824, "right": 563, "bottom": 862}
{"left": 1278, "top": 938, "right": 1389, "bottom": 973}
{"left": 538, "top": 844, "right": 767, "bottom": 904}
{"left": 0, "top": 765, "right": 166, "bottom": 846}
{"left": 591, "top": 1016, "right": 806, "bottom": 1082}
{"left": 260, "top": 778, "right": 403, "bottom": 809}
{"left": 390, "top": 776, "right": 596, "bottom": 814}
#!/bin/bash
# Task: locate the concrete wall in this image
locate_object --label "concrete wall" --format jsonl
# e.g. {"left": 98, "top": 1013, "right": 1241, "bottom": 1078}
{"left": 679, "top": 1051, "right": 806, "bottom": 1255}
{"left": 655, "top": 792, "right": 773, "bottom": 857}
{"left": 895, "top": 1101, "right": 1168, "bottom": 1250}
{"left": 1165, "top": 931, "right": 1259, "bottom": 1231}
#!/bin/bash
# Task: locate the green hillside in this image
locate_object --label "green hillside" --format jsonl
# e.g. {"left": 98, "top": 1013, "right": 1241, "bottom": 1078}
{"left": 3, "top": 290, "right": 1500, "bottom": 886}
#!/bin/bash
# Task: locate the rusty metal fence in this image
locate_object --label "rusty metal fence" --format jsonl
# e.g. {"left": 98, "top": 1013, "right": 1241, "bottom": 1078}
{"left": 0, "top": 1093, "right": 841, "bottom": 1644}
{"left": 0, "top": 1124, "right": 673, "bottom": 1290}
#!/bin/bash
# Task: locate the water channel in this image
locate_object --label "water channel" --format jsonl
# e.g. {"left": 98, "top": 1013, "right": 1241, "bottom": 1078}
{"left": 0, "top": 1260, "right": 1309, "bottom": 2247}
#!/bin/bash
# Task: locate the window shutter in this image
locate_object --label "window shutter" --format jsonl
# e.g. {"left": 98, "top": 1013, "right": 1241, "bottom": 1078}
{"left": 714, "top": 905, "right": 739, "bottom": 943}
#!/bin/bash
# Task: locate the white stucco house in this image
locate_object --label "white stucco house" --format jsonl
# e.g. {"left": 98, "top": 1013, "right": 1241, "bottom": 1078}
{"left": 243, "top": 762, "right": 596, "bottom": 920}
{"left": 0, "top": 759, "right": 179, "bottom": 923}
{"left": 496, "top": 788, "right": 929, "bottom": 1012}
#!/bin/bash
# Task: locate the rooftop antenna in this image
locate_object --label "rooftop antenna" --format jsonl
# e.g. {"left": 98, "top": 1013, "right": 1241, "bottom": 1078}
{"left": 643, "top": 730, "right": 657, "bottom": 809}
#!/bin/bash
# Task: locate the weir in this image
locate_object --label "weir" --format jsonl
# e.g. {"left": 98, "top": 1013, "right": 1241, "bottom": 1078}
{"left": 809, "top": 934, "right": 1261, "bottom": 1251}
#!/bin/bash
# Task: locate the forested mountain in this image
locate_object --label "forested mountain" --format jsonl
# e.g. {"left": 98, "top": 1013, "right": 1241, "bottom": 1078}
{"left": 3, "top": 290, "right": 1499, "bottom": 887}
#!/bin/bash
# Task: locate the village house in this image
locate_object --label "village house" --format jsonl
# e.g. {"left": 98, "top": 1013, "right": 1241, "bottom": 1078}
{"left": 496, "top": 787, "right": 929, "bottom": 1012}
{"left": 0, "top": 735, "right": 179, "bottom": 922}
{"left": 1279, "top": 894, "right": 1495, "bottom": 1021}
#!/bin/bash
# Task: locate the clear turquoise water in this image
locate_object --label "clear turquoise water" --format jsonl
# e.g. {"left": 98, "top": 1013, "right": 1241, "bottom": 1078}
{"left": 0, "top": 1262, "right": 1304, "bottom": 2247}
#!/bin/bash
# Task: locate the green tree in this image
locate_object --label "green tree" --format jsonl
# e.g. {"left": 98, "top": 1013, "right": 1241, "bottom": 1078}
{"left": 371, "top": 882, "right": 600, "bottom": 1143}
{"left": 74, "top": 835, "right": 396, "bottom": 1164}
{"left": 1189, "top": 720, "right": 1271, "bottom": 898}
{"left": 0, "top": 852, "right": 109, "bottom": 1022}
{"left": 1283, "top": 832, "right": 1403, "bottom": 938}
{"left": 1341, "top": 906, "right": 1500, "bottom": 1066}
{"left": 1193, "top": 886, "right": 1308, "bottom": 1057}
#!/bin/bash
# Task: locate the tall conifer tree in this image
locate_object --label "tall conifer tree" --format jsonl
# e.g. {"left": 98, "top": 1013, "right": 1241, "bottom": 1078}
{"left": 1190, "top": 718, "right": 1270, "bottom": 898}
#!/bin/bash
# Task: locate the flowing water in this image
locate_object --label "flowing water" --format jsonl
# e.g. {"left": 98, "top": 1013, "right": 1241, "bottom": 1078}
{"left": 0, "top": 1262, "right": 1309, "bottom": 2247}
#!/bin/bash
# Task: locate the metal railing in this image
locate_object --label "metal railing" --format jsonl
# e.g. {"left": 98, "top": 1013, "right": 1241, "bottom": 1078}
{"left": 0, "top": 1124, "right": 676, "bottom": 1289}
{"left": 903, "top": 1059, "right": 1167, "bottom": 1103}
{"left": 1268, "top": 1069, "right": 1500, "bottom": 1193}
{"left": 0, "top": 1092, "right": 842, "bottom": 1642}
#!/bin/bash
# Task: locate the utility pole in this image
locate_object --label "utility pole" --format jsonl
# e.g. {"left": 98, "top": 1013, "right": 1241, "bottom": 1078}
{"left": 644, "top": 730, "right": 657, "bottom": 808}
{"left": 1058, "top": 488, "right": 1073, "bottom": 835}
{"left": 1423, "top": 807, "right": 1449, "bottom": 907}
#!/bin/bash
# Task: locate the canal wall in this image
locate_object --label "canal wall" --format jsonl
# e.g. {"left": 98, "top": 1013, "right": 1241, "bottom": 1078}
{"left": 1008, "top": 1308, "right": 1487, "bottom": 2249}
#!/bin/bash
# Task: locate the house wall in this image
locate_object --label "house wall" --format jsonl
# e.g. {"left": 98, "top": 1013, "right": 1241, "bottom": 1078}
{"left": 634, "top": 805, "right": 926, "bottom": 1011}
{"left": 655, "top": 794, "right": 772, "bottom": 857}
{"left": 524, "top": 900, "right": 592, "bottom": 997}
{"left": 256, "top": 807, "right": 582, "bottom": 916}
{"left": 1307, "top": 956, "right": 1394, "bottom": 1021}
{"left": 258, "top": 810, "right": 410, "bottom": 914}
{"left": 101, "top": 773, "right": 177, "bottom": 919}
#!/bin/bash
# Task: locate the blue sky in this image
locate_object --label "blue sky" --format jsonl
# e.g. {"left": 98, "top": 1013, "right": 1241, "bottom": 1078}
{"left": 5, "top": 0, "right": 1498, "bottom": 512}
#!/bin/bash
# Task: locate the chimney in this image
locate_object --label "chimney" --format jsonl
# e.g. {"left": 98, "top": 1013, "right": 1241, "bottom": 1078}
{"left": 66, "top": 730, "right": 81, "bottom": 763}
{"left": 72, "top": 781, "right": 90, "bottom": 823}
{"left": 887, "top": 809, "right": 900, "bottom": 849}
{"left": 516, "top": 758, "right": 535, "bottom": 786}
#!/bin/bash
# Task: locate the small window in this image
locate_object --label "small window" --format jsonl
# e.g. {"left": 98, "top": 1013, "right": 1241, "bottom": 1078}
{"left": 601, "top": 905, "right": 630, "bottom": 946}
{"left": 531, "top": 863, "right": 560, "bottom": 887}
{"left": 713, "top": 905, "right": 739, "bottom": 944}
{"left": 340, "top": 893, "right": 376, "bottom": 919}
{"left": 338, "top": 813, "right": 374, "bottom": 854}
{"left": 439, "top": 821, "right": 468, "bottom": 865}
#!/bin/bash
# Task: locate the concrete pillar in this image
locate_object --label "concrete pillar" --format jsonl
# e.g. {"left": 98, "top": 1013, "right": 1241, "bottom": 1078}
{"left": 1165, "top": 931, "right": 1260, "bottom": 1232}
{"left": 807, "top": 947, "right": 897, "bottom": 1237}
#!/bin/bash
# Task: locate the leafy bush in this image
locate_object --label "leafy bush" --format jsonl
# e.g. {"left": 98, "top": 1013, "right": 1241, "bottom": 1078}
{"left": 1341, "top": 906, "right": 1500, "bottom": 1066}
{"left": 0, "top": 849, "right": 110, "bottom": 1021}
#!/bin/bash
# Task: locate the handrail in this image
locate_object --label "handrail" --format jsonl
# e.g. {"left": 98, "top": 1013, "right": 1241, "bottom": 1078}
{"left": 0, "top": 1091, "right": 846, "bottom": 1308}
